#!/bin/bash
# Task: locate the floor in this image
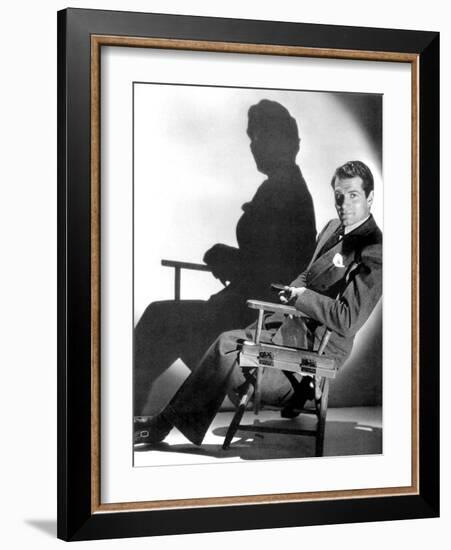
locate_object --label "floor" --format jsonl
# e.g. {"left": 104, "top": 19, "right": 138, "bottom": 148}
{"left": 134, "top": 406, "right": 382, "bottom": 467}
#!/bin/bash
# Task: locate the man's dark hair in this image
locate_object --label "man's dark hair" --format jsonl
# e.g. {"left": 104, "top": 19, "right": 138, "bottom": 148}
{"left": 331, "top": 160, "right": 374, "bottom": 197}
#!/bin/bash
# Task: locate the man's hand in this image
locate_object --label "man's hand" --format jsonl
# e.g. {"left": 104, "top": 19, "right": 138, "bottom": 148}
{"left": 278, "top": 286, "right": 306, "bottom": 304}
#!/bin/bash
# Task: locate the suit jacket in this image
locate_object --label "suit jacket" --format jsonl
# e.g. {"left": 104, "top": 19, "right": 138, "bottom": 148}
{"left": 270, "top": 214, "right": 383, "bottom": 369}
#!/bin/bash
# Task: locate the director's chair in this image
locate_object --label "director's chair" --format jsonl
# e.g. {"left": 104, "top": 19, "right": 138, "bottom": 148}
{"left": 222, "top": 299, "right": 338, "bottom": 456}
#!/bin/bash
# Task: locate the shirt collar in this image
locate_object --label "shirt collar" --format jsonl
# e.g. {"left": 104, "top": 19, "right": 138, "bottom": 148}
{"left": 343, "top": 215, "right": 371, "bottom": 235}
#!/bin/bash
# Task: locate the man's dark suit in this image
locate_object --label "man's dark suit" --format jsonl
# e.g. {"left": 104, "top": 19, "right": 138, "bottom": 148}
{"left": 272, "top": 214, "right": 382, "bottom": 364}
{"left": 161, "top": 215, "right": 383, "bottom": 445}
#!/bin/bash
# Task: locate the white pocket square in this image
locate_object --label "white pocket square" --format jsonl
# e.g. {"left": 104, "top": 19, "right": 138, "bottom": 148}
{"left": 332, "top": 253, "right": 345, "bottom": 268}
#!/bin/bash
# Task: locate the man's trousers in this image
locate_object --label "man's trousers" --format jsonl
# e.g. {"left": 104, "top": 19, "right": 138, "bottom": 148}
{"left": 163, "top": 327, "right": 297, "bottom": 445}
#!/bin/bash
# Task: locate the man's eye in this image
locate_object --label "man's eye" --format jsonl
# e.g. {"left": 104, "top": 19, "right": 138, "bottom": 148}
{"left": 350, "top": 193, "right": 357, "bottom": 199}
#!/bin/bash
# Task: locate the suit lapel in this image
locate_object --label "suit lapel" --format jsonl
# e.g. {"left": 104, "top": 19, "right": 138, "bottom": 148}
{"left": 307, "top": 215, "right": 378, "bottom": 289}
{"left": 307, "top": 219, "right": 341, "bottom": 267}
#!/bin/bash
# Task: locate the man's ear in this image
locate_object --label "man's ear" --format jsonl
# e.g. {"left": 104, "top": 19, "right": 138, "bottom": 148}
{"left": 367, "top": 190, "right": 374, "bottom": 207}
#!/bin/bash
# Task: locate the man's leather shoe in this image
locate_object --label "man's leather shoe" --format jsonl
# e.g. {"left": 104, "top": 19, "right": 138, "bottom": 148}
{"left": 134, "top": 414, "right": 173, "bottom": 445}
{"left": 280, "top": 376, "right": 316, "bottom": 419}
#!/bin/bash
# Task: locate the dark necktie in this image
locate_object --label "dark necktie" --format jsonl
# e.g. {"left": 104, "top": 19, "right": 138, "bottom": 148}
{"left": 316, "top": 225, "right": 344, "bottom": 258}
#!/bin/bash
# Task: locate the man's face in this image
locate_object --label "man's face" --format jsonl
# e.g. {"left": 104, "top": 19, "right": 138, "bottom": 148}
{"left": 333, "top": 176, "right": 373, "bottom": 227}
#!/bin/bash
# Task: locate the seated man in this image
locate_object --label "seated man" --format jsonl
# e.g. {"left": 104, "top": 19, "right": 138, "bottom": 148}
{"left": 135, "top": 160, "right": 382, "bottom": 447}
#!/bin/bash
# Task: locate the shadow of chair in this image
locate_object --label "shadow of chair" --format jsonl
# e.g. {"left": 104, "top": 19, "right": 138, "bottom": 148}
{"left": 161, "top": 259, "right": 214, "bottom": 301}
{"left": 134, "top": 418, "right": 382, "bottom": 461}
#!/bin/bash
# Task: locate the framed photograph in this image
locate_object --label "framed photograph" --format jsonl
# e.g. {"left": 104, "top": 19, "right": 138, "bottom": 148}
{"left": 57, "top": 8, "right": 439, "bottom": 541}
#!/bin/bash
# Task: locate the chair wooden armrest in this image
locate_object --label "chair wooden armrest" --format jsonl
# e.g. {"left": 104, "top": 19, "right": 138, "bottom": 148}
{"left": 161, "top": 259, "right": 212, "bottom": 300}
{"left": 246, "top": 299, "right": 306, "bottom": 318}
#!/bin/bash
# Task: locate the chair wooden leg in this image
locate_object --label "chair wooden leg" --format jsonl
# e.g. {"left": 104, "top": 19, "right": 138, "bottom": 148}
{"left": 253, "top": 367, "right": 263, "bottom": 415}
{"left": 223, "top": 379, "right": 254, "bottom": 450}
{"left": 315, "top": 378, "right": 330, "bottom": 457}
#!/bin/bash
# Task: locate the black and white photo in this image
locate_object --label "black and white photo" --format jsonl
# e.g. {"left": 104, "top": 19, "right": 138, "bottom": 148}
{"left": 132, "top": 84, "right": 383, "bottom": 465}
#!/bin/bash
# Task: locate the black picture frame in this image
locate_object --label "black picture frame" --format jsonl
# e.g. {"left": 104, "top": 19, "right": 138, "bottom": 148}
{"left": 57, "top": 7, "right": 439, "bottom": 541}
